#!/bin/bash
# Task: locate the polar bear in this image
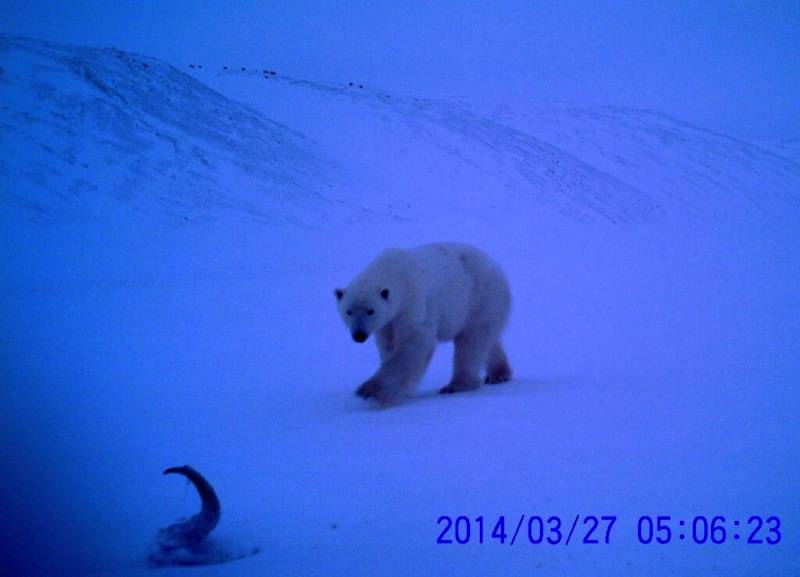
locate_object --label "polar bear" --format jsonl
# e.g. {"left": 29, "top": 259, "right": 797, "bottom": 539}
{"left": 335, "top": 242, "right": 512, "bottom": 406}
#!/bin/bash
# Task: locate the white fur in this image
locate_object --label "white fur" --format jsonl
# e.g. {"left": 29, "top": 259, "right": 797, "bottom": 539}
{"left": 335, "top": 242, "right": 512, "bottom": 406}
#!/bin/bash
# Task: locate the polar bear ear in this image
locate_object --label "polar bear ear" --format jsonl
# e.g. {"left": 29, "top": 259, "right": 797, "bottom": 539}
{"left": 380, "top": 288, "right": 390, "bottom": 300}
{"left": 335, "top": 288, "right": 345, "bottom": 301}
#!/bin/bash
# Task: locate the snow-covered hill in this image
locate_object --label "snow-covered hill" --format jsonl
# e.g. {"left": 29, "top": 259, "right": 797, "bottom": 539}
{"left": 192, "top": 67, "right": 800, "bottom": 222}
{"left": 2, "top": 35, "right": 799, "bottom": 577}
{"left": 3, "top": 34, "right": 798, "bottom": 225}
{"left": 1, "top": 35, "right": 342, "bottom": 225}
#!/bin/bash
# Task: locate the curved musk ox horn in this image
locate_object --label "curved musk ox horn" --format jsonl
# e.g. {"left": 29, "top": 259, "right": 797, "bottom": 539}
{"left": 149, "top": 465, "right": 260, "bottom": 567}
{"left": 156, "top": 465, "right": 221, "bottom": 551}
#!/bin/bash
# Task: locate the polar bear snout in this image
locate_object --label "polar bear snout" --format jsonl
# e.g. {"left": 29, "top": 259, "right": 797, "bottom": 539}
{"left": 352, "top": 330, "right": 369, "bottom": 343}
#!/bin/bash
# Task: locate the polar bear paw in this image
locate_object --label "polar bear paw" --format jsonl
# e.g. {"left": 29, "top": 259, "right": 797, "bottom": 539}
{"left": 484, "top": 369, "right": 512, "bottom": 385}
{"left": 439, "top": 377, "right": 481, "bottom": 394}
{"left": 355, "top": 377, "right": 382, "bottom": 399}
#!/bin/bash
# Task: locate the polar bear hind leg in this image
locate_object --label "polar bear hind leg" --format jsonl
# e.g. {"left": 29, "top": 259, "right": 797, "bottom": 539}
{"left": 440, "top": 330, "right": 493, "bottom": 394}
{"left": 484, "top": 341, "right": 512, "bottom": 384}
{"left": 441, "top": 335, "right": 512, "bottom": 394}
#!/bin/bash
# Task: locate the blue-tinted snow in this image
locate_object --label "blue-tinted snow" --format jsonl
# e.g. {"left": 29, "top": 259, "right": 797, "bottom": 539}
{"left": 1, "top": 35, "right": 799, "bottom": 576}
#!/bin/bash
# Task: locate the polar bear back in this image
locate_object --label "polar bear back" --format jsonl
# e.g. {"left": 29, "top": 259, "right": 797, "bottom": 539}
{"left": 373, "top": 242, "right": 510, "bottom": 342}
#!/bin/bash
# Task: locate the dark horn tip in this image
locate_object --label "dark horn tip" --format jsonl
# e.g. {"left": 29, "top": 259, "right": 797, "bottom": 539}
{"left": 163, "top": 465, "right": 193, "bottom": 476}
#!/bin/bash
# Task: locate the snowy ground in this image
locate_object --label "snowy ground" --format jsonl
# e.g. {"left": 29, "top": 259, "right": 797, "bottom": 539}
{"left": 2, "top": 35, "right": 799, "bottom": 576}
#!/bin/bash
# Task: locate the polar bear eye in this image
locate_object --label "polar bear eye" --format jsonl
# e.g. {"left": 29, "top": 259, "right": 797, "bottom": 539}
{"left": 367, "top": 309, "right": 375, "bottom": 315}
{"left": 346, "top": 310, "right": 352, "bottom": 316}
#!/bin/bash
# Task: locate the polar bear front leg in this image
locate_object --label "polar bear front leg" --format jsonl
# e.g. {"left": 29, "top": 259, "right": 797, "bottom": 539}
{"left": 355, "top": 376, "right": 383, "bottom": 399}
{"left": 356, "top": 335, "right": 435, "bottom": 406}
{"left": 374, "top": 324, "right": 395, "bottom": 363}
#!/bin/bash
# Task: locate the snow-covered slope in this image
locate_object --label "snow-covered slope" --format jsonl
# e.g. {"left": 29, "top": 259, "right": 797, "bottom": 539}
{"left": 0, "top": 35, "right": 343, "bottom": 225}
{"left": 3, "top": 34, "right": 798, "bottom": 225}
{"left": 193, "top": 67, "right": 800, "bottom": 222}
{"left": 2, "top": 35, "right": 799, "bottom": 577}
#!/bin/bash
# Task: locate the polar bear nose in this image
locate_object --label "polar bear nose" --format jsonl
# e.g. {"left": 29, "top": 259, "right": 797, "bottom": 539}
{"left": 353, "top": 331, "right": 369, "bottom": 343}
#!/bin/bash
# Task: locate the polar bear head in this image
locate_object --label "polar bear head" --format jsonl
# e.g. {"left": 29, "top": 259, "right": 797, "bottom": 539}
{"left": 334, "top": 287, "right": 392, "bottom": 343}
